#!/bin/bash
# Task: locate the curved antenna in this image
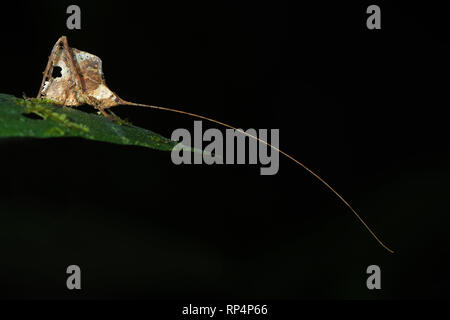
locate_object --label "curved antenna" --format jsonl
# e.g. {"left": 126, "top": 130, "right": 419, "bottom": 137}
{"left": 122, "top": 100, "right": 394, "bottom": 253}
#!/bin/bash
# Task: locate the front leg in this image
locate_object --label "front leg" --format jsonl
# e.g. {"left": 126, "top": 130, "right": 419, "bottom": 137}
{"left": 59, "top": 36, "right": 84, "bottom": 92}
{"left": 37, "top": 38, "right": 61, "bottom": 98}
{"left": 37, "top": 36, "right": 85, "bottom": 99}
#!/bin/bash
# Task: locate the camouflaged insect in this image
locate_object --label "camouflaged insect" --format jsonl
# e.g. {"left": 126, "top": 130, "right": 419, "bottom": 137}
{"left": 38, "top": 36, "right": 129, "bottom": 117}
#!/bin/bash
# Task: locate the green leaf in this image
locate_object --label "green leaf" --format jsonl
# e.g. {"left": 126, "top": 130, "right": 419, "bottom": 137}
{"left": 0, "top": 93, "right": 177, "bottom": 151}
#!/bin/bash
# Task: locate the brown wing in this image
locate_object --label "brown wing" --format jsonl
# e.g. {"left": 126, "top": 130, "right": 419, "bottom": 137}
{"left": 40, "top": 39, "right": 122, "bottom": 108}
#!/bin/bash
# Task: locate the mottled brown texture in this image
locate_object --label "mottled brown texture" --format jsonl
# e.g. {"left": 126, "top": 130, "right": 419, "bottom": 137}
{"left": 37, "top": 36, "right": 126, "bottom": 117}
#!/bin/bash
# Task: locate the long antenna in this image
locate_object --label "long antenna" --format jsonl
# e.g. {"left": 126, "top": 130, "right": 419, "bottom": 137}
{"left": 122, "top": 100, "right": 394, "bottom": 253}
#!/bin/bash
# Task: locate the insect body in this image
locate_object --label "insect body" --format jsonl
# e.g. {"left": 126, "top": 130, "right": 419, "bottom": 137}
{"left": 36, "top": 36, "right": 395, "bottom": 253}
{"left": 38, "top": 36, "right": 126, "bottom": 117}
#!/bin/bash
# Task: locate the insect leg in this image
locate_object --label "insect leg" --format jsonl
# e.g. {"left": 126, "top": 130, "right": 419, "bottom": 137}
{"left": 59, "top": 36, "right": 84, "bottom": 93}
{"left": 37, "top": 38, "right": 64, "bottom": 98}
{"left": 96, "top": 106, "right": 114, "bottom": 119}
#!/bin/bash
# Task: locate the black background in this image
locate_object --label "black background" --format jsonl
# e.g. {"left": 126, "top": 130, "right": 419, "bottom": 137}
{"left": 0, "top": 0, "right": 449, "bottom": 301}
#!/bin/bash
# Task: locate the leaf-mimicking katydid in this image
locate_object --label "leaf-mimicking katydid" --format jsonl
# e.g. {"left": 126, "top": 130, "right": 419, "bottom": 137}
{"left": 36, "top": 36, "right": 395, "bottom": 253}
